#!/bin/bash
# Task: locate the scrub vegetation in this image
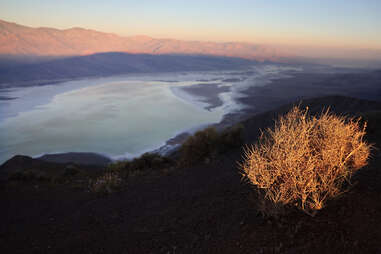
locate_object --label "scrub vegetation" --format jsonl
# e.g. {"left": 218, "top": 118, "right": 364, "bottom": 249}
{"left": 241, "top": 106, "right": 371, "bottom": 216}
{"left": 179, "top": 124, "right": 244, "bottom": 166}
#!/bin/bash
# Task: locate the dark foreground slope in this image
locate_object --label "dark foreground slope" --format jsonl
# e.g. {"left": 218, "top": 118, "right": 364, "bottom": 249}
{"left": 1, "top": 96, "right": 381, "bottom": 253}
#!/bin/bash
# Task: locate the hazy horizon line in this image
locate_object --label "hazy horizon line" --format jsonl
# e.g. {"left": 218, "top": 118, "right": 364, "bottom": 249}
{"left": 2, "top": 18, "right": 381, "bottom": 53}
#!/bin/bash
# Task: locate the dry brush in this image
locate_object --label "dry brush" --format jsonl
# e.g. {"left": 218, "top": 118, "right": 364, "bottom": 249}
{"left": 241, "top": 106, "right": 371, "bottom": 216}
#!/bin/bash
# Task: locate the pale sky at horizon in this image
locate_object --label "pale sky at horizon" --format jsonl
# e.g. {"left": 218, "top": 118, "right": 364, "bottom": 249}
{"left": 1, "top": 0, "right": 380, "bottom": 50}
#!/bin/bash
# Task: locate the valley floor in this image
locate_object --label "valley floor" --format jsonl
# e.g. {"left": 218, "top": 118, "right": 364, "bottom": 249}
{"left": 1, "top": 96, "right": 381, "bottom": 253}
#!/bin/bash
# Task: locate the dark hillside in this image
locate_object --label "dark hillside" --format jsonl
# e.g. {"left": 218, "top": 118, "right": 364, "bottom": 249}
{"left": 0, "top": 53, "right": 255, "bottom": 87}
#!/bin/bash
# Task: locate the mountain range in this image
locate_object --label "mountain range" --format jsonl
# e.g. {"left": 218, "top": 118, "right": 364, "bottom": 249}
{"left": 0, "top": 19, "right": 284, "bottom": 61}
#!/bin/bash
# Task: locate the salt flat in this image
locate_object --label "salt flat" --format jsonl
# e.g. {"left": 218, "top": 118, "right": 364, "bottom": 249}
{"left": 0, "top": 64, "right": 300, "bottom": 164}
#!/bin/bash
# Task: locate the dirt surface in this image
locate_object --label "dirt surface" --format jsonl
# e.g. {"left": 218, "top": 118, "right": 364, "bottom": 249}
{"left": 1, "top": 96, "right": 381, "bottom": 253}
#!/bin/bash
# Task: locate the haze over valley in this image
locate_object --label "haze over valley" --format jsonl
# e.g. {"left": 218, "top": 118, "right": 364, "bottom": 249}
{"left": 0, "top": 14, "right": 380, "bottom": 161}
{"left": 1, "top": 2, "right": 381, "bottom": 252}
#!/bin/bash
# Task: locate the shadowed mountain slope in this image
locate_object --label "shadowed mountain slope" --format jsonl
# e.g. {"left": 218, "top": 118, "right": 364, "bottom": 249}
{"left": 0, "top": 52, "right": 255, "bottom": 86}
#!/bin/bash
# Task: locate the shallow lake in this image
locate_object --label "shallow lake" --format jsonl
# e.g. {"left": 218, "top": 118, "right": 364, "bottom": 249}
{"left": 0, "top": 64, "right": 298, "bottom": 163}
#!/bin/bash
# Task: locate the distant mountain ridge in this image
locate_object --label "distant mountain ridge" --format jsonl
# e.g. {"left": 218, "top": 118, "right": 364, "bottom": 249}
{"left": 0, "top": 19, "right": 284, "bottom": 61}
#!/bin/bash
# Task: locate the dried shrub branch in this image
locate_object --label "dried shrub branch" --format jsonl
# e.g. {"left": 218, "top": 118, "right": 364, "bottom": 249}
{"left": 241, "top": 106, "right": 371, "bottom": 216}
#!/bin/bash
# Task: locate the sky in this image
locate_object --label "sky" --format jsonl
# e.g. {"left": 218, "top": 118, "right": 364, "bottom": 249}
{"left": 1, "top": 0, "right": 381, "bottom": 51}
